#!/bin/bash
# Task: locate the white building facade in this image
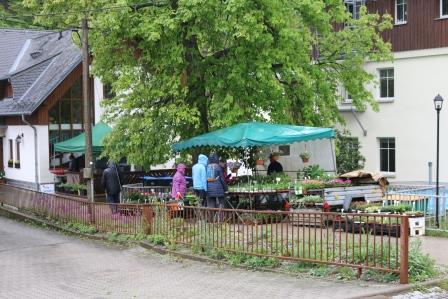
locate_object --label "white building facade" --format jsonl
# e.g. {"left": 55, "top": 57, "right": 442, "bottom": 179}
{"left": 341, "top": 0, "right": 448, "bottom": 183}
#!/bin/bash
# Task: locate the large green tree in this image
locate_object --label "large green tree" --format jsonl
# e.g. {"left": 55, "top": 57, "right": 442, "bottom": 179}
{"left": 0, "top": 0, "right": 36, "bottom": 27}
{"left": 24, "top": 0, "right": 392, "bottom": 168}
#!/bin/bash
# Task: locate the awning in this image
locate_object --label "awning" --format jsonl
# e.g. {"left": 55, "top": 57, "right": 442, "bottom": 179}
{"left": 172, "top": 122, "right": 335, "bottom": 152}
{"left": 54, "top": 122, "right": 112, "bottom": 154}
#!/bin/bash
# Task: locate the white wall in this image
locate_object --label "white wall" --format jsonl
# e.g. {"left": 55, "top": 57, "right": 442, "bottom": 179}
{"left": 94, "top": 77, "right": 105, "bottom": 123}
{"left": 3, "top": 125, "right": 54, "bottom": 186}
{"left": 341, "top": 47, "right": 448, "bottom": 183}
{"left": 270, "top": 139, "right": 337, "bottom": 177}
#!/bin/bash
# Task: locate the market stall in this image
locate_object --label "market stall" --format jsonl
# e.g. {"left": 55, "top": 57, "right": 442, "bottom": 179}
{"left": 172, "top": 122, "right": 336, "bottom": 210}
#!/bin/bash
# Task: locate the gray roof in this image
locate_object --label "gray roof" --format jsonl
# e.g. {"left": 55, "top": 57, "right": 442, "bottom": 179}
{"left": 0, "top": 28, "right": 82, "bottom": 116}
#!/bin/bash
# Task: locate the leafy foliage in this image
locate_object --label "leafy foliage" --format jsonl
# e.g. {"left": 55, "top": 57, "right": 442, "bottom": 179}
{"left": 25, "top": 1, "right": 392, "bottom": 167}
{"left": 408, "top": 240, "right": 438, "bottom": 282}
{"left": 335, "top": 130, "right": 366, "bottom": 174}
{"left": 300, "top": 164, "right": 327, "bottom": 180}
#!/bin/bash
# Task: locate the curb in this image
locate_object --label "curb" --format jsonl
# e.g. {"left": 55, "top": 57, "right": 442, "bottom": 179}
{"left": 347, "top": 277, "right": 448, "bottom": 299}
{"left": 138, "top": 240, "right": 285, "bottom": 275}
{"left": 0, "top": 204, "right": 105, "bottom": 241}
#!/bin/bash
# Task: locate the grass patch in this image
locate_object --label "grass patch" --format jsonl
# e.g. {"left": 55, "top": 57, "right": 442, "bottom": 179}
{"left": 335, "top": 266, "right": 357, "bottom": 280}
{"left": 62, "top": 222, "right": 97, "bottom": 234}
{"left": 408, "top": 240, "right": 438, "bottom": 282}
{"left": 425, "top": 228, "right": 448, "bottom": 238}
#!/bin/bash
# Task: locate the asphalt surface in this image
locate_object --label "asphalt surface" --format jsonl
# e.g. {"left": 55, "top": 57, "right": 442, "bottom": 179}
{"left": 0, "top": 216, "right": 401, "bottom": 299}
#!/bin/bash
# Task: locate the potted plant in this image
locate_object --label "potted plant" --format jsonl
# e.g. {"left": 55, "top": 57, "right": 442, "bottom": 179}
{"left": 7, "top": 160, "right": 13, "bottom": 168}
{"left": 14, "top": 160, "right": 20, "bottom": 168}
{"left": 299, "top": 151, "right": 311, "bottom": 163}
{"left": 255, "top": 149, "right": 265, "bottom": 166}
{"left": 301, "top": 195, "right": 323, "bottom": 207}
{"left": 0, "top": 170, "right": 5, "bottom": 184}
{"left": 72, "top": 183, "right": 87, "bottom": 196}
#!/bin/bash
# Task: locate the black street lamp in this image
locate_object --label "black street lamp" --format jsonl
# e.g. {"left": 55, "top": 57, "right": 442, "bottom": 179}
{"left": 434, "top": 94, "right": 444, "bottom": 228}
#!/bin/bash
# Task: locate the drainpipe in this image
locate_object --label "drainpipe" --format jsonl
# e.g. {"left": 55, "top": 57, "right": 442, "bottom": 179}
{"left": 350, "top": 107, "right": 367, "bottom": 137}
{"left": 21, "top": 115, "right": 39, "bottom": 190}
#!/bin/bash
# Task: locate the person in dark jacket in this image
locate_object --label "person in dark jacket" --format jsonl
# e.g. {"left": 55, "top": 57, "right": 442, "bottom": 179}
{"left": 206, "top": 153, "right": 227, "bottom": 210}
{"left": 267, "top": 153, "right": 283, "bottom": 176}
{"left": 101, "top": 160, "right": 122, "bottom": 214}
{"left": 68, "top": 153, "right": 79, "bottom": 172}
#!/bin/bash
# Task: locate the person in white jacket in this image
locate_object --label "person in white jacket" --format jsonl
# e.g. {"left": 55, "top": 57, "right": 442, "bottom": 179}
{"left": 192, "top": 154, "right": 208, "bottom": 206}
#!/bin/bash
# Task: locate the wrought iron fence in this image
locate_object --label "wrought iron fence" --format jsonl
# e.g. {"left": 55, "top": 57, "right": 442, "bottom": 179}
{"left": 0, "top": 184, "right": 409, "bottom": 284}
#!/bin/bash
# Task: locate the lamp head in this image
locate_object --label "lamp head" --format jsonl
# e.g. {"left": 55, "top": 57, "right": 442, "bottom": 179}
{"left": 434, "top": 94, "right": 444, "bottom": 111}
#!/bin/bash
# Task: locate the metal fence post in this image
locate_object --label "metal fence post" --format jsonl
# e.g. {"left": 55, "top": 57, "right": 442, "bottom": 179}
{"left": 428, "top": 162, "right": 433, "bottom": 185}
{"left": 400, "top": 215, "right": 409, "bottom": 284}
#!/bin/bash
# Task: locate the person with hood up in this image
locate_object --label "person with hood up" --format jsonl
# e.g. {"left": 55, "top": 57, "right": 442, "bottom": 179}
{"left": 171, "top": 163, "right": 187, "bottom": 199}
{"left": 101, "top": 161, "right": 122, "bottom": 214}
{"left": 192, "top": 154, "right": 208, "bottom": 206}
{"left": 206, "top": 153, "right": 227, "bottom": 209}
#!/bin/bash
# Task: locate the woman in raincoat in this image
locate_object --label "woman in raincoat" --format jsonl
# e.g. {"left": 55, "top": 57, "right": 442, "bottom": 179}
{"left": 171, "top": 163, "right": 187, "bottom": 199}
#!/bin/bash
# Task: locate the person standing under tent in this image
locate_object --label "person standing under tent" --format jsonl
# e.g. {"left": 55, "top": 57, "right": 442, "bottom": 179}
{"left": 206, "top": 153, "right": 227, "bottom": 212}
{"left": 192, "top": 154, "right": 208, "bottom": 206}
{"left": 267, "top": 153, "right": 283, "bottom": 176}
{"left": 171, "top": 163, "right": 187, "bottom": 200}
{"left": 68, "top": 153, "right": 79, "bottom": 172}
{"left": 101, "top": 160, "right": 122, "bottom": 214}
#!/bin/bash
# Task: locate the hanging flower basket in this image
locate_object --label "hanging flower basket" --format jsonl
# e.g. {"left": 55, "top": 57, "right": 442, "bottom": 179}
{"left": 299, "top": 151, "right": 311, "bottom": 163}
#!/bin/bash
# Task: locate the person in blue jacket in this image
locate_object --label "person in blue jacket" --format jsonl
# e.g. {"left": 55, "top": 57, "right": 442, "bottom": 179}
{"left": 192, "top": 154, "right": 208, "bottom": 206}
{"left": 206, "top": 153, "right": 227, "bottom": 209}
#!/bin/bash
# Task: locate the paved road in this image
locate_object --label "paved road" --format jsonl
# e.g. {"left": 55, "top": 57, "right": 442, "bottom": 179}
{"left": 0, "top": 216, "right": 400, "bottom": 299}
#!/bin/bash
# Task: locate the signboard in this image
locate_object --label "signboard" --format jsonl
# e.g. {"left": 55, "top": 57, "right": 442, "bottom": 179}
{"left": 40, "top": 183, "right": 55, "bottom": 194}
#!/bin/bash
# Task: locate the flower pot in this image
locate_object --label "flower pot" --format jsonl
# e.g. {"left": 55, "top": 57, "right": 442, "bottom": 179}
{"left": 301, "top": 157, "right": 310, "bottom": 163}
{"left": 256, "top": 159, "right": 264, "bottom": 166}
{"left": 304, "top": 202, "right": 315, "bottom": 208}
{"left": 14, "top": 163, "right": 20, "bottom": 169}
{"left": 7, "top": 162, "right": 13, "bottom": 168}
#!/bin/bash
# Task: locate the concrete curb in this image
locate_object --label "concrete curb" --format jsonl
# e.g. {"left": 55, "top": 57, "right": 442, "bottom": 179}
{"left": 347, "top": 277, "right": 448, "bottom": 299}
{"left": 138, "top": 240, "right": 287, "bottom": 275}
{"left": 0, "top": 204, "right": 105, "bottom": 241}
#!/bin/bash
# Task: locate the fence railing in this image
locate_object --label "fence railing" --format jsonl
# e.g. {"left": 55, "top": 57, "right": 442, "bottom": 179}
{"left": 0, "top": 184, "right": 409, "bottom": 284}
{"left": 386, "top": 185, "right": 448, "bottom": 230}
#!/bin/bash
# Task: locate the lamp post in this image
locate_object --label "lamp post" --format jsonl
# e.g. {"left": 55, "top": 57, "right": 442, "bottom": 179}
{"left": 434, "top": 94, "right": 444, "bottom": 228}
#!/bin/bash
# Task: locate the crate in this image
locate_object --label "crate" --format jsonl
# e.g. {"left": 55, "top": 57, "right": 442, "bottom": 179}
{"left": 409, "top": 217, "right": 425, "bottom": 236}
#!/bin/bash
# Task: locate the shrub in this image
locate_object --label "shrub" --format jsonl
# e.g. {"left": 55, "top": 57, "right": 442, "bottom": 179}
{"left": 335, "top": 130, "right": 366, "bottom": 175}
{"left": 381, "top": 204, "right": 412, "bottom": 214}
{"left": 408, "top": 240, "right": 438, "bottom": 282}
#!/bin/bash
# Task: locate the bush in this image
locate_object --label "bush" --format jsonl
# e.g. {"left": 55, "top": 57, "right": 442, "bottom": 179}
{"left": 381, "top": 204, "right": 412, "bottom": 214}
{"left": 300, "top": 165, "right": 327, "bottom": 180}
{"left": 336, "top": 130, "right": 366, "bottom": 175}
{"left": 408, "top": 240, "right": 438, "bottom": 282}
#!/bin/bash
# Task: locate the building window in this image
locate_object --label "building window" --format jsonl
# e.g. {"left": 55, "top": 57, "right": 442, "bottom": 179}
{"left": 49, "top": 78, "right": 84, "bottom": 166}
{"left": 278, "top": 145, "right": 290, "bottom": 156}
{"left": 15, "top": 139, "right": 20, "bottom": 168}
{"left": 342, "top": 88, "right": 352, "bottom": 104}
{"left": 103, "top": 83, "right": 116, "bottom": 99}
{"left": 395, "top": 0, "right": 407, "bottom": 24}
{"left": 8, "top": 139, "right": 13, "bottom": 167}
{"left": 379, "top": 68, "right": 394, "bottom": 99}
{"left": 442, "top": 0, "right": 448, "bottom": 17}
{"left": 345, "top": 0, "right": 365, "bottom": 20}
{"left": 379, "top": 138, "right": 395, "bottom": 173}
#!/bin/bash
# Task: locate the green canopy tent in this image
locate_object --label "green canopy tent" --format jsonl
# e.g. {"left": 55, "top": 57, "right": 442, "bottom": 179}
{"left": 172, "top": 122, "right": 337, "bottom": 171}
{"left": 54, "top": 122, "right": 112, "bottom": 155}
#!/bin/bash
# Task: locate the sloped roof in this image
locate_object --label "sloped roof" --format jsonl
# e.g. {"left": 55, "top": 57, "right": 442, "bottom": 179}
{"left": 0, "top": 28, "right": 82, "bottom": 116}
